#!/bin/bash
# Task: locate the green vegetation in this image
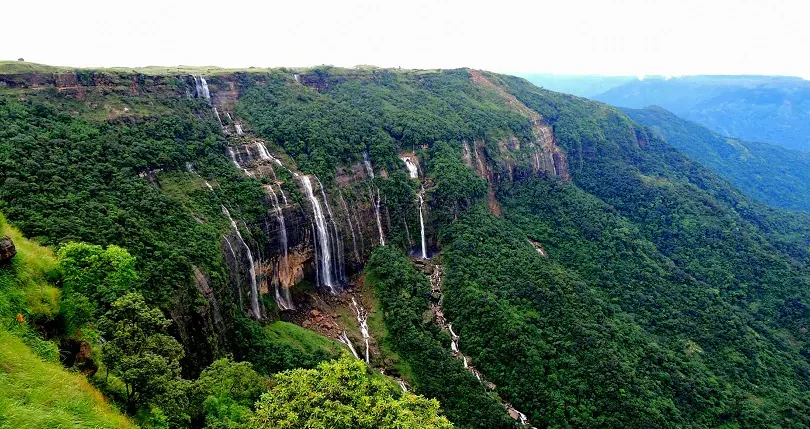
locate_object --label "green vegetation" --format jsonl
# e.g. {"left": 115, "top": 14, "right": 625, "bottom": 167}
{"left": 593, "top": 75, "right": 810, "bottom": 151}
{"left": 624, "top": 105, "right": 810, "bottom": 211}
{"left": 0, "top": 329, "right": 135, "bottom": 429}
{"left": 4, "top": 62, "right": 810, "bottom": 428}
{"left": 367, "top": 246, "right": 517, "bottom": 429}
{"left": 263, "top": 321, "right": 345, "bottom": 358}
{"left": 250, "top": 357, "right": 453, "bottom": 429}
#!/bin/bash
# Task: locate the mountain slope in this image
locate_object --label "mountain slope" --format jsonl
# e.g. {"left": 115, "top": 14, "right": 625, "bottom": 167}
{"left": 3, "top": 64, "right": 810, "bottom": 428}
{"left": 0, "top": 214, "right": 134, "bottom": 429}
{"left": 593, "top": 75, "right": 810, "bottom": 151}
{"left": 622, "top": 105, "right": 810, "bottom": 211}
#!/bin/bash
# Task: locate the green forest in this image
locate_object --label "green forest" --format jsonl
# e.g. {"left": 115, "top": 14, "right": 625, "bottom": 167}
{"left": 2, "top": 63, "right": 810, "bottom": 428}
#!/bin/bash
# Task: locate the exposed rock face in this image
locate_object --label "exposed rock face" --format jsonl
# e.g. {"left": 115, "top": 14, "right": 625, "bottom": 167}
{"left": 222, "top": 141, "right": 392, "bottom": 316}
{"left": 468, "top": 69, "right": 569, "bottom": 181}
{"left": 0, "top": 236, "right": 16, "bottom": 263}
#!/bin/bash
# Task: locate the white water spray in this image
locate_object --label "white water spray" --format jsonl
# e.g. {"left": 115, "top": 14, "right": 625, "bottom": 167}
{"left": 193, "top": 75, "right": 210, "bottom": 101}
{"left": 265, "top": 184, "right": 293, "bottom": 310}
{"left": 337, "top": 330, "right": 359, "bottom": 359}
{"left": 418, "top": 190, "right": 427, "bottom": 259}
{"left": 301, "top": 176, "right": 337, "bottom": 292}
{"left": 351, "top": 297, "right": 371, "bottom": 364}
{"left": 221, "top": 206, "right": 261, "bottom": 319}
{"left": 401, "top": 156, "right": 419, "bottom": 179}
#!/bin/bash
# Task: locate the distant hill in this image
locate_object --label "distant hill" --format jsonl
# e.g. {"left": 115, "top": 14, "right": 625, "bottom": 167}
{"left": 517, "top": 73, "right": 635, "bottom": 97}
{"left": 594, "top": 75, "right": 810, "bottom": 151}
{"left": 624, "top": 105, "right": 810, "bottom": 211}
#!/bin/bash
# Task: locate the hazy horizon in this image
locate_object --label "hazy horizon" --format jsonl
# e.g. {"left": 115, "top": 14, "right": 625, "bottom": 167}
{"left": 3, "top": 0, "right": 808, "bottom": 78}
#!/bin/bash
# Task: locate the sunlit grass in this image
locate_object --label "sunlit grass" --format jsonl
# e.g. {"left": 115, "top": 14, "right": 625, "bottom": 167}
{"left": 0, "top": 329, "right": 135, "bottom": 428}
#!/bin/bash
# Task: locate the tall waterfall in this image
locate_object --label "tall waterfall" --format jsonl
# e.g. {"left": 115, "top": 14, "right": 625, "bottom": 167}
{"left": 221, "top": 206, "right": 261, "bottom": 319}
{"left": 401, "top": 157, "right": 427, "bottom": 259}
{"left": 193, "top": 75, "right": 210, "bottom": 101}
{"left": 340, "top": 193, "right": 360, "bottom": 262}
{"left": 351, "top": 297, "right": 371, "bottom": 364}
{"left": 265, "top": 184, "right": 293, "bottom": 310}
{"left": 363, "top": 153, "right": 386, "bottom": 246}
{"left": 401, "top": 156, "right": 419, "bottom": 179}
{"left": 301, "top": 176, "right": 338, "bottom": 293}
{"left": 418, "top": 190, "right": 428, "bottom": 259}
{"left": 316, "top": 176, "right": 345, "bottom": 284}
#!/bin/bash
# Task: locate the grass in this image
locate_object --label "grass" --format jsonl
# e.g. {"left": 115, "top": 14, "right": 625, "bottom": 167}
{"left": 0, "top": 329, "right": 135, "bottom": 429}
{"left": 264, "top": 321, "right": 344, "bottom": 359}
{"left": 0, "top": 213, "right": 59, "bottom": 322}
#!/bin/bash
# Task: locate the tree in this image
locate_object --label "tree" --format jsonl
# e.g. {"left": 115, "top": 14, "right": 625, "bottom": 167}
{"left": 191, "top": 358, "right": 268, "bottom": 428}
{"left": 58, "top": 242, "right": 138, "bottom": 306}
{"left": 98, "top": 293, "right": 184, "bottom": 412}
{"left": 249, "top": 358, "right": 453, "bottom": 429}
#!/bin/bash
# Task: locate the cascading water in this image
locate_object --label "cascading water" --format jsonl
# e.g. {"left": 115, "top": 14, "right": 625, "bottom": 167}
{"left": 265, "top": 184, "right": 293, "bottom": 310}
{"left": 337, "top": 330, "right": 359, "bottom": 359}
{"left": 448, "top": 323, "right": 460, "bottom": 353}
{"left": 221, "top": 206, "right": 261, "bottom": 319}
{"left": 401, "top": 156, "right": 419, "bottom": 179}
{"left": 363, "top": 153, "right": 386, "bottom": 246}
{"left": 193, "top": 75, "right": 210, "bottom": 101}
{"left": 340, "top": 193, "right": 360, "bottom": 262}
{"left": 234, "top": 124, "right": 243, "bottom": 135}
{"left": 227, "top": 147, "right": 241, "bottom": 169}
{"left": 315, "top": 177, "right": 345, "bottom": 283}
{"left": 301, "top": 176, "right": 338, "bottom": 293}
{"left": 213, "top": 107, "right": 223, "bottom": 126}
{"left": 401, "top": 157, "right": 427, "bottom": 259}
{"left": 188, "top": 164, "right": 261, "bottom": 319}
{"left": 418, "top": 189, "right": 427, "bottom": 259}
{"left": 351, "top": 297, "right": 371, "bottom": 364}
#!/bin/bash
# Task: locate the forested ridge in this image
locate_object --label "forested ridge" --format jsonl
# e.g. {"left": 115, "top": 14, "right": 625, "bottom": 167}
{"left": 1, "top": 63, "right": 810, "bottom": 428}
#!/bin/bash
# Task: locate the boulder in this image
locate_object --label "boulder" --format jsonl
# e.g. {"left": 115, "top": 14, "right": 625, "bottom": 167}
{"left": 0, "top": 236, "right": 16, "bottom": 263}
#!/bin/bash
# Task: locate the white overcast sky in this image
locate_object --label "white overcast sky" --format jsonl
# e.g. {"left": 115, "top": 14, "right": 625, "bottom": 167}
{"left": 3, "top": 0, "right": 808, "bottom": 77}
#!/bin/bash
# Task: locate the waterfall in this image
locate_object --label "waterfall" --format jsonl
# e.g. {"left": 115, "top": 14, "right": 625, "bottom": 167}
{"left": 213, "top": 107, "right": 223, "bottom": 126}
{"left": 340, "top": 193, "right": 360, "bottom": 262}
{"left": 401, "top": 156, "right": 419, "bottom": 179}
{"left": 227, "top": 147, "right": 241, "bottom": 169}
{"left": 363, "top": 153, "right": 375, "bottom": 180}
{"left": 351, "top": 297, "right": 371, "bottom": 364}
{"left": 418, "top": 189, "right": 427, "bottom": 259}
{"left": 448, "top": 323, "right": 460, "bottom": 353}
{"left": 364, "top": 153, "right": 385, "bottom": 246}
{"left": 301, "top": 176, "right": 338, "bottom": 293}
{"left": 337, "top": 330, "right": 359, "bottom": 359}
{"left": 221, "top": 206, "right": 261, "bottom": 319}
{"left": 316, "top": 176, "right": 345, "bottom": 283}
{"left": 265, "top": 184, "right": 293, "bottom": 310}
{"left": 374, "top": 188, "right": 385, "bottom": 246}
{"left": 235, "top": 124, "right": 243, "bottom": 135}
{"left": 193, "top": 75, "right": 210, "bottom": 101}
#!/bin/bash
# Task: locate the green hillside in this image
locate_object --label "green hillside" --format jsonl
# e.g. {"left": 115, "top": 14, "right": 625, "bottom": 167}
{"left": 623, "top": 105, "right": 810, "bottom": 211}
{"left": 2, "top": 63, "right": 810, "bottom": 427}
{"left": 0, "top": 215, "right": 135, "bottom": 429}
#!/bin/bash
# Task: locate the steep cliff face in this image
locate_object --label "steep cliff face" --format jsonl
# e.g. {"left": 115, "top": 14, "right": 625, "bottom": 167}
{"left": 220, "top": 137, "right": 395, "bottom": 317}
{"left": 469, "top": 70, "right": 569, "bottom": 182}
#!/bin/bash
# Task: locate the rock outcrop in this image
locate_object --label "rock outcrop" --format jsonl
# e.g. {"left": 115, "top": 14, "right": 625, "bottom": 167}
{"left": 0, "top": 236, "right": 16, "bottom": 263}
